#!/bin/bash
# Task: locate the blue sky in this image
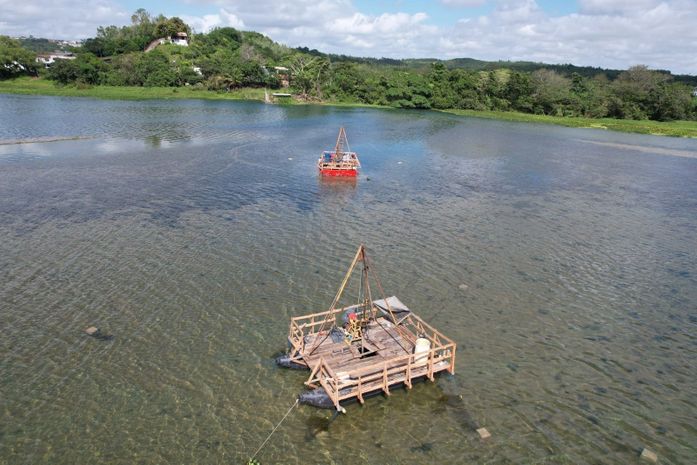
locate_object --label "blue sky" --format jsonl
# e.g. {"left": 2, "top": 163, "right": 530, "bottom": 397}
{"left": 355, "top": 0, "right": 578, "bottom": 22}
{"left": 1, "top": 0, "right": 696, "bottom": 74}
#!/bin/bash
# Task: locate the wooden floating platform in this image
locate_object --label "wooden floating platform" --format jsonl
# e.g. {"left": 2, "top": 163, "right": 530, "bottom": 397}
{"left": 279, "top": 245, "right": 457, "bottom": 412}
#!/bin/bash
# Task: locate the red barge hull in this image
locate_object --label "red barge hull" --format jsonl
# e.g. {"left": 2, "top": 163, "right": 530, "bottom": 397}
{"left": 319, "top": 168, "right": 358, "bottom": 177}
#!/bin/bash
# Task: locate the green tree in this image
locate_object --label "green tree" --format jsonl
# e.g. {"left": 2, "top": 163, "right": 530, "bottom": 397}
{"left": 479, "top": 69, "right": 510, "bottom": 110}
{"left": 74, "top": 53, "right": 107, "bottom": 84}
{"left": 610, "top": 66, "right": 696, "bottom": 121}
{"left": 428, "top": 63, "right": 457, "bottom": 109}
{"left": 381, "top": 72, "right": 431, "bottom": 109}
{"left": 610, "top": 65, "right": 667, "bottom": 119}
{"left": 197, "top": 48, "right": 244, "bottom": 89}
{"left": 83, "top": 10, "right": 177, "bottom": 56}
{"left": 135, "top": 49, "right": 177, "bottom": 86}
{"left": 200, "top": 27, "right": 241, "bottom": 49}
{"left": 582, "top": 74, "right": 611, "bottom": 118}
{"left": 649, "top": 82, "right": 693, "bottom": 121}
{"left": 449, "top": 70, "right": 481, "bottom": 110}
{"left": 155, "top": 17, "right": 190, "bottom": 38}
{"left": 104, "top": 53, "right": 140, "bottom": 86}
{"left": 48, "top": 53, "right": 106, "bottom": 85}
{"left": 504, "top": 71, "right": 534, "bottom": 112}
{"left": 129, "top": 8, "right": 157, "bottom": 50}
{"left": 83, "top": 37, "right": 110, "bottom": 57}
{"left": 0, "top": 36, "right": 38, "bottom": 79}
{"left": 327, "top": 62, "right": 367, "bottom": 101}
{"left": 530, "top": 69, "right": 571, "bottom": 115}
{"left": 47, "top": 59, "right": 79, "bottom": 84}
{"left": 289, "top": 55, "right": 330, "bottom": 98}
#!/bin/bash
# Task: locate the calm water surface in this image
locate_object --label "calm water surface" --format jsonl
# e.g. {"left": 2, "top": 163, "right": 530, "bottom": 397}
{"left": 1, "top": 94, "right": 696, "bottom": 465}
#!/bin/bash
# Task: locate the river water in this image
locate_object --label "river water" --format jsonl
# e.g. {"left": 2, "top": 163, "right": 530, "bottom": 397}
{"left": 1, "top": 94, "right": 696, "bottom": 465}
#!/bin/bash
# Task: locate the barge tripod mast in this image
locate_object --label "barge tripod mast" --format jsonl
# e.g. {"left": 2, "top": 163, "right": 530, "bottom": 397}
{"left": 306, "top": 245, "right": 405, "bottom": 357}
{"left": 333, "top": 127, "right": 350, "bottom": 159}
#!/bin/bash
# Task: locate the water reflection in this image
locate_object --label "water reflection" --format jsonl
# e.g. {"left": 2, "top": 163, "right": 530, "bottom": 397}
{"left": 318, "top": 175, "right": 358, "bottom": 193}
{"left": 316, "top": 176, "right": 359, "bottom": 211}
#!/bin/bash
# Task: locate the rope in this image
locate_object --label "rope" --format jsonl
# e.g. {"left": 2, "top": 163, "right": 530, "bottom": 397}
{"left": 249, "top": 399, "right": 299, "bottom": 462}
{"left": 307, "top": 246, "right": 364, "bottom": 356}
{"left": 364, "top": 252, "right": 412, "bottom": 353}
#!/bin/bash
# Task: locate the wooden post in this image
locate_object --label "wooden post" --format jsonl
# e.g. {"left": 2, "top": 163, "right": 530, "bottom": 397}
{"left": 405, "top": 356, "right": 412, "bottom": 389}
{"left": 332, "top": 377, "right": 340, "bottom": 410}
{"left": 357, "top": 377, "right": 364, "bottom": 404}
{"left": 427, "top": 349, "right": 435, "bottom": 382}
{"left": 305, "top": 357, "right": 324, "bottom": 387}
{"left": 382, "top": 362, "right": 390, "bottom": 396}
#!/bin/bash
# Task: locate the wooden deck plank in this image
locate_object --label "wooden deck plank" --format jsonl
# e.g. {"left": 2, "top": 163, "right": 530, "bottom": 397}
{"left": 291, "top": 306, "right": 456, "bottom": 410}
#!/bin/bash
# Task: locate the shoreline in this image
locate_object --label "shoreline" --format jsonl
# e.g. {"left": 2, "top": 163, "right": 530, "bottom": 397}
{"left": 437, "top": 109, "right": 697, "bottom": 138}
{"left": 2, "top": 77, "right": 696, "bottom": 138}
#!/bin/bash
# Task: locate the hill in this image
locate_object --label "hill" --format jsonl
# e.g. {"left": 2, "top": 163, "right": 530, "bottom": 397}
{"left": 297, "top": 48, "right": 697, "bottom": 87}
{"left": 1, "top": 9, "right": 695, "bottom": 123}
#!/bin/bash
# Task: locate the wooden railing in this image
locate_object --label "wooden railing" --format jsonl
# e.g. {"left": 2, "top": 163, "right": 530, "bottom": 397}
{"left": 287, "top": 304, "right": 363, "bottom": 359}
{"left": 306, "top": 343, "right": 456, "bottom": 409}
{"left": 399, "top": 313, "right": 456, "bottom": 349}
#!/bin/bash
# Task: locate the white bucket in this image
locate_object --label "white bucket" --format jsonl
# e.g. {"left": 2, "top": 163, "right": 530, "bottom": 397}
{"left": 414, "top": 337, "right": 431, "bottom": 366}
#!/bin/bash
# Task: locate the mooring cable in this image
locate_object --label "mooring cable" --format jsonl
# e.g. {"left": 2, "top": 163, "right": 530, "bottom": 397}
{"left": 249, "top": 399, "right": 299, "bottom": 462}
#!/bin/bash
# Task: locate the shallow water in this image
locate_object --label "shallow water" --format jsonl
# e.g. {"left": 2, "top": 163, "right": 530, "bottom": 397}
{"left": 1, "top": 94, "right": 696, "bottom": 465}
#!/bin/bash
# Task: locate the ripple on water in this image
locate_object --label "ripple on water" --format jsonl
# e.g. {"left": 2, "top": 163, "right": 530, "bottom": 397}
{"left": 1, "top": 95, "right": 697, "bottom": 465}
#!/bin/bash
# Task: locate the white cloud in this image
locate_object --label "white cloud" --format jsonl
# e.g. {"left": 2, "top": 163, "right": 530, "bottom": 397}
{"left": 180, "top": 1, "right": 440, "bottom": 57}
{"left": 343, "top": 36, "right": 374, "bottom": 49}
{"left": 331, "top": 12, "right": 430, "bottom": 35}
{"left": 578, "top": 0, "right": 662, "bottom": 15}
{"left": 182, "top": 8, "right": 245, "bottom": 33}
{"left": 193, "top": 0, "right": 350, "bottom": 29}
{"left": 0, "top": 0, "right": 127, "bottom": 39}
{"left": 442, "top": 0, "right": 697, "bottom": 73}
{"left": 491, "top": 0, "right": 541, "bottom": 23}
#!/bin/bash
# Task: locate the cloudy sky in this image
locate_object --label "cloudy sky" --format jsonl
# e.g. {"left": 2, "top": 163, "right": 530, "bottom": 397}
{"left": 1, "top": 0, "right": 696, "bottom": 74}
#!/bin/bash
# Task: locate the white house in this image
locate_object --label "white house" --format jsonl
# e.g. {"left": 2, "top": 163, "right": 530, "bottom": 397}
{"left": 36, "top": 52, "right": 76, "bottom": 67}
{"left": 171, "top": 32, "right": 189, "bottom": 46}
{"left": 145, "top": 32, "right": 189, "bottom": 52}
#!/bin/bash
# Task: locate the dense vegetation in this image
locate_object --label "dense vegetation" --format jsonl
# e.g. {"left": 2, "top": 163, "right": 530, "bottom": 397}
{"left": 0, "top": 36, "right": 38, "bottom": 79}
{"left": 16, "top": 37, "right": 75, "bottom": 54}
{"left": 2, "top": 9, "right": 696, "bottom": 123}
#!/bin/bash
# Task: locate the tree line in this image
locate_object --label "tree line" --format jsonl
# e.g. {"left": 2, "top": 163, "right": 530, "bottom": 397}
{"left": 1, "top": 9, "right": 695, "bottom": 122}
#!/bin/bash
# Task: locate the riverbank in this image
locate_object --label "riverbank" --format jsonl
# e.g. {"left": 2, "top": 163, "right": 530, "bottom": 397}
{"left": 0, "top": 77, "right": 266, "bottom": 101}
{"left": 439, "top": 109, "right": 697, "bottom": 138}
{"left": 2, "top": 77, "right": 696, "bottom": 138}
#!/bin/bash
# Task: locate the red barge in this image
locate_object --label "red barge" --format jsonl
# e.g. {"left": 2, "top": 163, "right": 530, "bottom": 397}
{"left": 318, "top": 127, "right": 360, "bottom": 177}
